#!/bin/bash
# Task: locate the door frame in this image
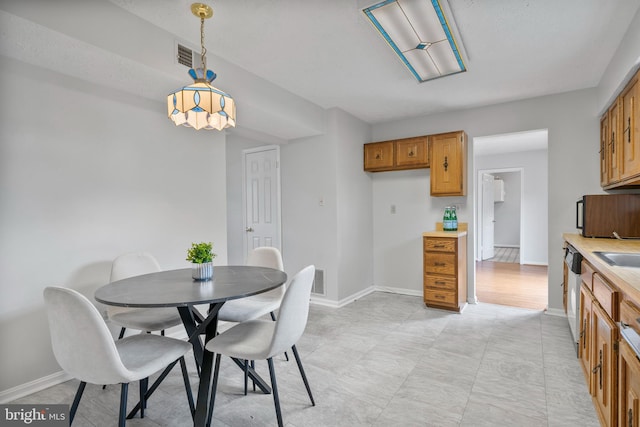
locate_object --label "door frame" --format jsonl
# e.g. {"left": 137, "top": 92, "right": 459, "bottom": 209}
{"left": 241, "top": 145, "right": 282, "bottom": 264}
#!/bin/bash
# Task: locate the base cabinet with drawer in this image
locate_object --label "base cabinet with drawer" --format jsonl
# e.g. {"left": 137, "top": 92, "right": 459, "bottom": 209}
{"left": 579, "top": 259, "right": 620, "bottom": 427}
{"left": 619, "top": 301, "right": 640, "bottom": 427}
{"left": 422, "top": 231, "right": 467, "bottom": 312}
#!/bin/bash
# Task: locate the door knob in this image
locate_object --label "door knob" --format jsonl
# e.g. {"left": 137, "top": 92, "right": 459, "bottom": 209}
{"left": 245, "top": 227, "right": 254, "bottom": 232}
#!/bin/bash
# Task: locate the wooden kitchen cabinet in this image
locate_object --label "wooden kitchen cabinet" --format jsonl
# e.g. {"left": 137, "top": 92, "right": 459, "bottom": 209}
{"left": 621, "top": 73, "right": 640, "bottom": 182}
{"left": 430, "top": 131, "right": 467, "bottom": 197}
{"left": 579, "top": 263, "right": 620, "bottom": 427}
{"left": 422, "top": 231, "right": 467, "bottom": 312}
{"left": 601, "top": 68, "right": 640, "bottom": 189}
{"left": 364, "top": 141, "right": 394, "bottom": 171}
{"left": 592, "top": 299, "right": 619, "bottom": 427}
{"left": 609, "top": 100, "right": 623, "bottom": 184}
{"left": 580, "top": 284, "right": 594, "bottom": 388}
{"left": 619, "top": 300, "right": 640, "bottom": 427}
{"left": 363, "top": 136, "right": 428, "bottom": 172}
{"left": 601, "top": 112, "right": 611, "bottom": 187}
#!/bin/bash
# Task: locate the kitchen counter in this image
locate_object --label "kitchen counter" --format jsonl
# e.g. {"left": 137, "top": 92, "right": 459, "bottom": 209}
{"left": 424, "top": 222, "right": 468, "bottom": 238}
{"left": 564, "top": 233, "right": 640, "bottom": 301}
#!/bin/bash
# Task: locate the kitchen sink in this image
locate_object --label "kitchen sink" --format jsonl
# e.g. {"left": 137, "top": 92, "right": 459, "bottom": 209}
{"left": 594, "top": 251, "right": 640, "bottom": 268}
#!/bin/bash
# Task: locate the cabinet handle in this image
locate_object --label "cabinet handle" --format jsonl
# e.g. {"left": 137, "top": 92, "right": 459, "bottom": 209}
{"left": 443, "top": 156, "right": 449, "bottom": 172}
{"left": 433, "top": 244, "right": 445, "bottom": 248}
{"left": 591, "top": 349, "right": 603, "bottom": 390}
{"left": 375, "top": 154, "right": 381, "bottom": 160}
{"left": 625, "top": 117, "right": 631, "bottom": 143}
{"left": 582, "top": 319, "right": 587, "bottom": 349}
{"left": 612, "top": 132, "right": 616, "bottom": 154}
{"left": 629, "top": 408, "right": 633, "bottom": 427}
{"left": 408, "top": 150, "right": 415, "bottom": 157}
{"left": 435, "top": 295, "right": 445, "bottom": 299}
{"left": 435, "top": 262, "right": 446, "bottom": 267}
{"left": 435, "top": 281, "right": 446, "bottom": 285}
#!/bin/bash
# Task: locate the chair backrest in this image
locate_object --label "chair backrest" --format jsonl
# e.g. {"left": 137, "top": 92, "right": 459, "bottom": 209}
{"left": 269, "top": 265, "right": 315, "bottom": 355}
{"left": 247, "top": 247, "right": 286, "bottom": 298}
{"left": 43, "top": 287, "right": 131, "bottom": 385}
{"left": 110, "top": 252, "right": 162, "bottom": 282}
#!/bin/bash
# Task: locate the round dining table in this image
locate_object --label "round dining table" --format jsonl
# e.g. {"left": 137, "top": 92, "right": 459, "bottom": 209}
{"left": 95, "top": 265, "right": 287, "bottom": 427}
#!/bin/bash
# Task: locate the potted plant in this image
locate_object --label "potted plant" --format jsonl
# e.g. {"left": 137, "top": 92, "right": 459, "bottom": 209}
{"left": 186, "top": 241, "right": 216, "bottom": 280}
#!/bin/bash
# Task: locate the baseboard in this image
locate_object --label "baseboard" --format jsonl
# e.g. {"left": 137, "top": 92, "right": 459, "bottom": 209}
{"left": 0, "top": 370, "right": 72, "bottom": 404}
{"left": 545, "top": 308, "right": 566, "bottom": 317}
{"left": 494, "top": 244, "right": 520, "bottom": 248}
{"left": 521, "top": 261, "right": 549, "bottom": 266}
{"left": 310, "top": 286, "right": 376, "bottom": 308}
{"left": 374, "top": 286, "right": 422, "bottom": 297}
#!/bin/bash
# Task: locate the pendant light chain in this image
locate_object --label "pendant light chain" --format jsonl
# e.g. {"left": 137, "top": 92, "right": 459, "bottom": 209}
{"left": 200, "top": 16, "right": 207, "bottom": 73}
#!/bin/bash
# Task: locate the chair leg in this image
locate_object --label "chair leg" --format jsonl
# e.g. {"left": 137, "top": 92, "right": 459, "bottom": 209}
{"left": 118, "top": 327, "right": 126, "bottom": 339}
{"left": 291, "top": 345, "right": 315, "bottom": 406}
{"left": 270, "top": 312, "right": 289, "bottom": 362}
{"left": 267, "top": 358, "right": 283, "bottom": 427}
{"left": 119, "top": 383, "right": 128, "bottom": 427}
{"left": 251, "top": 360, "right": 256, "bottom": 391}
{"left": 207, "top": 353, "right": 222, "bottom": 426}
{"left": 179, "top": 357, "right": 195, "bottom": 418}
{"left": 244, "top": 359, "right": 249, "bottom": 395}
{"left": 139, "top": 378, "right": 148, "bottom": 418}
{"left": 69, "top": 381, "right": 86, "bottom": 424}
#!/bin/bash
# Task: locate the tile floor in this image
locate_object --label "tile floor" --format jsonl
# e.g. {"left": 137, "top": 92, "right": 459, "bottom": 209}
{"left": 12, "top": 292, "right": 599, "bottom": 426}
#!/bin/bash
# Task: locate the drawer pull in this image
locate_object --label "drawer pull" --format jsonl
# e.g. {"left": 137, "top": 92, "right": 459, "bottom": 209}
{"left": 435, "top": 295, "right": 445, "bottom": 299}
{"left": 435, "top": 281, "right": 446, "bottom": 285}
{"left": 434, "top": 262, "right": 446, "bottom": 267}
{"left": 433, "top": 244, "right": 445, "bottom": 248}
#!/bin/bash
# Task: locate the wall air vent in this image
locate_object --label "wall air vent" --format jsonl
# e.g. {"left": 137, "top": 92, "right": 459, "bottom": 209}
{"left": 176, "top": 43, "right": 193, "bottom": 68}
{"left": 312, "top": 269, "right": 325, "bottom": 296}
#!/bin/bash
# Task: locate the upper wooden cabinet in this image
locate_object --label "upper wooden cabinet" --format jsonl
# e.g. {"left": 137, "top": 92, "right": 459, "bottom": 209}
{"left": 601, "top": 69, "right": 640, "bottom": 189}
{"left": 430, "top": 131, "right": 467, "bottom": 197}
{"left": 363, "top": 136, "right": 428, "bottom": 172}
{"left": 364, "top": 141, "right": 395, "bottom": 171}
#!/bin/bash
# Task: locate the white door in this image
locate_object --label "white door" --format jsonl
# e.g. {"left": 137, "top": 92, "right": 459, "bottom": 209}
{"left": 481, "top": 173, "right": 495, "bottom": 260}
{"left": 243, "top": 146, "right": 282, "bottom": 261}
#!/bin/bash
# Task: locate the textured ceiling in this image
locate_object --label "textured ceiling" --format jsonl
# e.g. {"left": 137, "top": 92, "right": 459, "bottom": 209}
{"left": 1, "top": 0, "right": 639, "bottom": 138}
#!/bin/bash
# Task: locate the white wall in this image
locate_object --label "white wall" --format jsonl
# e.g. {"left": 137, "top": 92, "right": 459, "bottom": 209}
{"left": 492, "top": 173, "right": 521, "bottom": 247}
{"left": 0, "top": 57, "right": 228, "bottom": 393}
{"left": 371, "top": 89, "right": 598, "bottom": 310}
{"left": 280, "top": 108, "right": 373, "bottom": 304}
{"left": 477, "top": 151, "right": 548, "bottom": 265}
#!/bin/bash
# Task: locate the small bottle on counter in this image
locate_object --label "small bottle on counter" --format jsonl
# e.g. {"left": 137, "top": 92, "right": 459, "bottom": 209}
{"left": 443, "top": 207, "right": 451, "bottom": 231}
{"left": 451, "top": 206, "right": 458, "bottom": 231}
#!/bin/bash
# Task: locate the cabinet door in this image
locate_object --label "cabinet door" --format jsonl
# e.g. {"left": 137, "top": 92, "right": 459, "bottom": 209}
{"left": 430, "top": 131, "right": 466, "bottom": 196}
{"left": 592, "top": 301, "right": 619, "bottom": 427}
{"left": 601, "top": 113, "right": 610, "bottom": 187}
{"left": 620, "top": 340, "right": 640, "bottom": 427}
{"left": 396, "top": 137, "right": 429, "bottom": 168}
{"left": 622, "top": 75, "right": 639, "bottom": 180}
{"left": 580, "top": 284, "right": 593, "bottom": 389}
{"left": 609, "top": 101, "right": 622, "bottom": 183}
{"left": 364, "top": 141, "right": 394, "bottom": 171}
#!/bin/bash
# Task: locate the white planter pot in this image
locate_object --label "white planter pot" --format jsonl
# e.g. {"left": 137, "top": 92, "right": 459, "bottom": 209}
{"left": 192, "top": 262, "right": 213, "bottom": 281}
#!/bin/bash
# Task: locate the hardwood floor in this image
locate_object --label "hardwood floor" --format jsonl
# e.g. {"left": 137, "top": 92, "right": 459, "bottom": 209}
{"left": 475, "top": 260, "right": 548, "bottom": 310}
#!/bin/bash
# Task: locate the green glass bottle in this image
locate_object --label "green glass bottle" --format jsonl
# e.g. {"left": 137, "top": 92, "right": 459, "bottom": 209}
{"left": 443, "top": 207, "right": 451, "bottom": 231}
{"left": 451, "top": 206, "right": 458, "bottom": 231}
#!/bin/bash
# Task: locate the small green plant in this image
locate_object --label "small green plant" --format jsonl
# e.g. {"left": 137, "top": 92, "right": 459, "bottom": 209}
{"left": 186, "top": 242, "right": 216, "bottom": 264}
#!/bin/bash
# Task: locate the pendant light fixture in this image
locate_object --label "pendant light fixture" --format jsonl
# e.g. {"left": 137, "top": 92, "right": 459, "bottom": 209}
{"left": 167, "top": 3, "right": 236, "bottom": 130}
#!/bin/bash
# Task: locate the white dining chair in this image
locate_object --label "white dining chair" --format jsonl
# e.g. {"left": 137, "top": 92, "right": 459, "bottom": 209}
{"left": 43, "top": 286, "right": 195, "bottom": 427}
{"left": 205, "top": 265, "right": 316, "bottom": 427}
{"left": 217, "top": 247, "right": 286, "bottom": 323}
{"left": 106, "top": 252, "right": 183, "bottom": 338}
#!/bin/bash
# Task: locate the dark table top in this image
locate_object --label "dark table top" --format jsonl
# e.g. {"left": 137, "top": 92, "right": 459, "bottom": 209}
{"left": 95, "top": 266, "right": 287, "bottom": 308}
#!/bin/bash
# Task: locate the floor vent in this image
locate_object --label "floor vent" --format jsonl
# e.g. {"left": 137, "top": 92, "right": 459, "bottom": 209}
{"left": 312, "top": 269, "right": 325, "bottom": 295}
{"left": 176, "top": 43, "right": 193, "bottom": 68}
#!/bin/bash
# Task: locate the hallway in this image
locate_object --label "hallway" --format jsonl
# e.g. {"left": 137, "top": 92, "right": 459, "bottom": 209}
{"left": 475, "top": 261, "right": 548, "bottom": 311}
